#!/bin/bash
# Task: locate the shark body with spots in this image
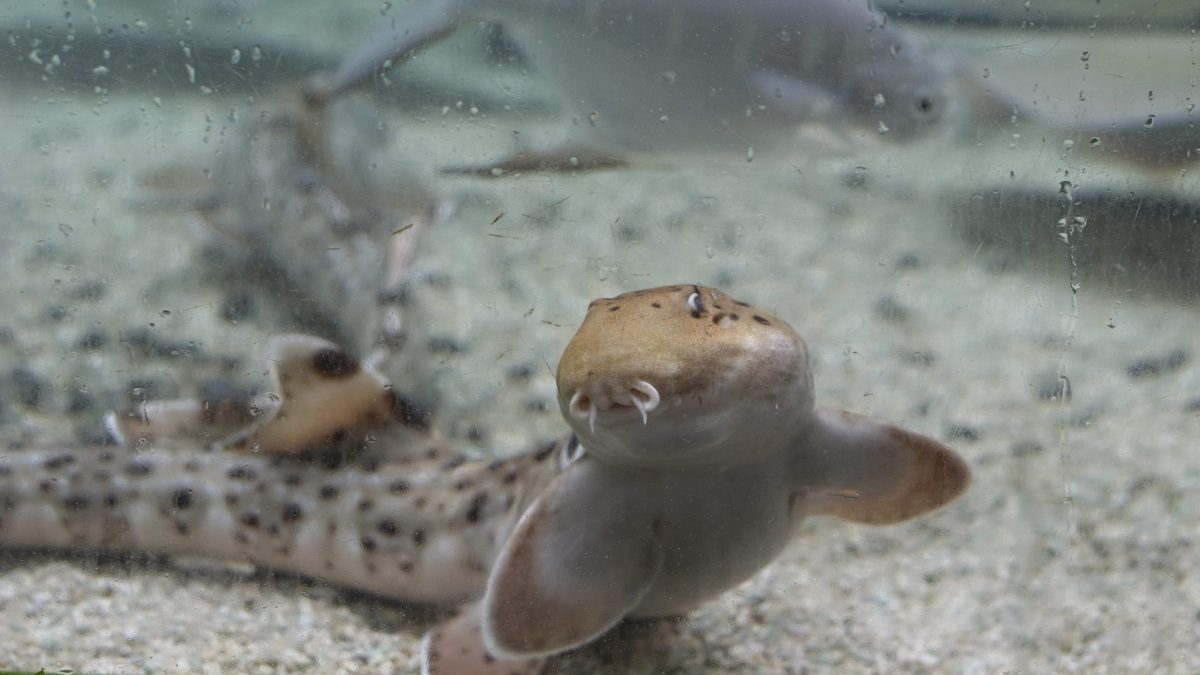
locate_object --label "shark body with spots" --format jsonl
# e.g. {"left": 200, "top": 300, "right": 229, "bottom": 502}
{"left": 311, "top": 0, "right": 955, "bottom": 169}
{"left": 0, "top": 286, "right": 969, "bottom": 674}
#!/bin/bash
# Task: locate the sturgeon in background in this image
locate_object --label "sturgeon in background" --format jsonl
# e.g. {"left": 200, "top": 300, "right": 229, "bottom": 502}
{"left": 309, "top": 0, "right": 958, "bottom": 170}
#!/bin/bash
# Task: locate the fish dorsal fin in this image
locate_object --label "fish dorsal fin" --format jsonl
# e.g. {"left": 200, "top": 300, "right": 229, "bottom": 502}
{"left": 481, "top": 463, "right": 663, "bottom": 658}
{"left": 223, "top": 334, "right": 393, "bottom": 453}
{"left": 422, "top": 602, "right": 545, "bottom": 675}
{"left": 107, "top": 334, "right": 417, "bottom": 456}
{"left": 802, "top": 408, "right": 970, "bottom": 524}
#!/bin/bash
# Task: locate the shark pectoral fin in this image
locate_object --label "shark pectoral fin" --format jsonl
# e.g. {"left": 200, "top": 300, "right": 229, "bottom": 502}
{"left": 422, "top": 602, "right": 546, "bottom": 675}
{"left": 805, "top": 408, "right": 970, "bottom": 525}
{"left": 481, "top": 471, "right": 663, "bottom": 658}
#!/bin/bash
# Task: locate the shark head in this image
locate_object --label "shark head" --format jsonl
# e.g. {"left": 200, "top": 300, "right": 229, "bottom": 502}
{"left": 556, "top": 285, "right": 815, "bottom": 469}
{"left": 838, "top": 44, "right": 957, "bottom": 141}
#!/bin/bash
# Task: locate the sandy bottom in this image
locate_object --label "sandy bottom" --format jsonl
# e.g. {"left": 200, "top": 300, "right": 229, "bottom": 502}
{"left": 0, "top": 70, "right": 1197, "bottom": 674}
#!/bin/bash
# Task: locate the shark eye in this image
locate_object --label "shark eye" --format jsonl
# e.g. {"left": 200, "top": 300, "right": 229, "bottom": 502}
{"left": 687, "top": 292, "right": 705, "bottom": 315}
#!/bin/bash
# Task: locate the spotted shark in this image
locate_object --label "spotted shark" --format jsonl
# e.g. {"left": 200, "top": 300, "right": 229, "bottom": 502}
{"left": 0, "top": 285, "right": 969, "bottom": 674}
{"left": 308, "top": 0, "right": 957, "bottom": 171}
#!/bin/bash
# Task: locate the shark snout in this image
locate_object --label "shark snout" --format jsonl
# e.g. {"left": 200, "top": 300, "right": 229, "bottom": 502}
{"left": 567, "top": 379, "right": 661, "bottom": 431}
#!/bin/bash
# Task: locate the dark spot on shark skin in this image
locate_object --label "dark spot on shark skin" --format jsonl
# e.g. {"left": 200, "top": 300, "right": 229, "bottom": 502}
{"left": 183, "top": 460, "right": 202, "bottom": 474}
{"left": 172, "top": 488, "right": 194, "bottom": 510}
{"left": 734, "top": 300, "right": 751, "bottom": 307}
{"left": 358, "top": 499, "right": 374, "bottom": 512}
{"left": 283, "top": 474, "right": 303, "bottom": 487}
{"left": 227, "top": 466, "right": 256, "bottom": 480}
{"left": 43, "top": 454, "right": 76, "bottom": 471}
{"left": 388, "top": 480, "right": 410, "bottom": 494}
{"left": 62, "top": 495, "right": 90, "bottom": 511}
{"left": 453, "top": 480, "right": 472, "bottom": 492}
{"left": 753, "top": 315, "right": 770, "bottom": 325}
{"left": 0, "top": 464, "right": 11, "bottom": 477}
{"left": 225, "top": 494, "right": 239, "bottom": 506}
{"left": 103, "top": 494, "right": 119, "bottom": 508}
{"left": 712, "top": 313, "right": 726, "bottom": 324}
{"left": 377, "top": 518, "right": 399, "bottom": 536}
{"left": 412, "top": 529, "right": 426, "bottom": 546}
{"left": 651, "top": 302, "right": 662, "bottom": 308}
{"left": 311, "top": 348, "right": 359, "bottom": 378}
{"left": 608, "top": 305, "right": 621, "bottom": 312}
{"left": 399, "top": 561, "right": 414, "bottom": 573}
{"left": 240, "top": 512, "right": 261, "bottom": 529}
{"left": 125, "top": 461, "right": 154, "bottom": 477}
{"left": 282, "top": 503, "right": 304, "bottom": 522}
{"left": 465, "top": 493, "right": 488, "bottom": 523}
{"left": 38, "top": 479, "right": 55, "bottom": 494}
{"left": 319, "top": 484, "right": 340, "bottom": 500}
{"left": 443, "top": 456, "right": 467, "bottom": 471}
{"left": 266, "top": 524, "right": 281, "bottom": 537}
{"left": 175, "top": 521, "right": 190, "bottom": 535}
{"left": 361, "top": 536, "right": 377, "bottom": 552}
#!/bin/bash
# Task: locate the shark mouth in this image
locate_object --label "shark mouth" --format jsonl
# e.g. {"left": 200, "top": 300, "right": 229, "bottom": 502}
{"left": 568, "top": 380, "right": 661, "bottom": 432}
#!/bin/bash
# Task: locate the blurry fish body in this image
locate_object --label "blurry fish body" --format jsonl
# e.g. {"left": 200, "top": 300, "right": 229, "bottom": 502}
{"left": 314, "top": 0, "right": 958, "bottom": 165}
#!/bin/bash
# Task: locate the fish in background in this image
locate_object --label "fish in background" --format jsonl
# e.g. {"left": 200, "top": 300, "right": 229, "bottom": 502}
{"left": 307, "top": 0, "right": 959, "bottom": 171}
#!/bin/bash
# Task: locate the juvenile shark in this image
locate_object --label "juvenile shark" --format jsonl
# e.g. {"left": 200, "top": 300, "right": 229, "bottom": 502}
{"left": 309, "top": 0, "right": 956, "bottom": 170}
{"left": 0, "top": 285, "right": 968, "bottom": 674}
